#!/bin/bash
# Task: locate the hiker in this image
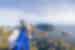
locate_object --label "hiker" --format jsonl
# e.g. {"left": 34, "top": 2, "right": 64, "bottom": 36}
{"left": 8, "top": 20, "right": 33, "bottom": 50}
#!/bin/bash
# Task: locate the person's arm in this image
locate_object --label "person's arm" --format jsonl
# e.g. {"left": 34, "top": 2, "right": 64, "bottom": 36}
{"left": 27, "top": 24, "right": 33, "bottom": 39}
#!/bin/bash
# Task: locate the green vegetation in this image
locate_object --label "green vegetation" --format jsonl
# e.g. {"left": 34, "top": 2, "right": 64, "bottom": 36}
{"left": 31, "top": 39, "right": 75, "bottom": 50}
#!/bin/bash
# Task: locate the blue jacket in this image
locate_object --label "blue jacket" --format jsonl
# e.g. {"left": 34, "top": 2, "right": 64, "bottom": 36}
{"left": 14, "top": 27, "right": 30, "bottom": 50}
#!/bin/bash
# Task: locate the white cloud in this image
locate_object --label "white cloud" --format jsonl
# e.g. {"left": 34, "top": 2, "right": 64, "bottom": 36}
{"left": 48, "top": 8, "right": 64, "bottom": 24}
{"left": 64, "top": 8, "right": 75, "bottom": 24}
{"left": 0, "top": 7, "right": 75, "bottom": 26}
{"left": 0, "top": 8, "right": 48, "bottom": 26}
{"left": 0, "top": 8, "right": 23, "bottom": 26}
{"left": 48, "top": 7, "right": 75, "bottom": 25}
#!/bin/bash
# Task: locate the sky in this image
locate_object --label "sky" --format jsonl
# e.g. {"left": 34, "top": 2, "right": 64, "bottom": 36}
{"left": 0, "top": 0, "right": 75, "bottom": 26}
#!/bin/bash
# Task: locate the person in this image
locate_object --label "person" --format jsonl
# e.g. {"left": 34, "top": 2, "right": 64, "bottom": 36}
{"left": 12, "top": 20, "right": 33, "bottom": 50}
{"left": 8, "top": 20, "right": 33, "bottom": 50}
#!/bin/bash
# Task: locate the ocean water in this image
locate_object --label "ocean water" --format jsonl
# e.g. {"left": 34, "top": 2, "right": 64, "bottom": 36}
{"left": 48, "top": 31, "right": 75, "bottom": 46}
{"left": 64, "top": 26, "right": 75, "bottom": 33}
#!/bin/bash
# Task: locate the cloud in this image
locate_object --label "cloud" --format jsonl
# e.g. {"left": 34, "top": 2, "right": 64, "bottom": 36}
{"left": 64, "top": 8, "right": 75, "bottom": 24}
{"left": 0, "top": 0, "right": 75, "bottom": 25}
{"left": 0, "top": 8, "right": 23, "bottom": 26}
{"left": 48, "top": 7, "right": 75, "bottom": 25}
{"left": 0, "top": 8, "right": 48, "bottom": 26}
